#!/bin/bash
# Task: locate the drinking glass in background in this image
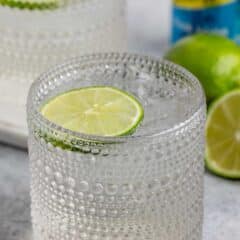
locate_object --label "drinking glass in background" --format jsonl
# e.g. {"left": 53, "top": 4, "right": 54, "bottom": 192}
{"left": 0, "top": 0, "right": 126, "bottom": 107}
{"left": 27, "top": 53, "right": 206, "bottom": 240}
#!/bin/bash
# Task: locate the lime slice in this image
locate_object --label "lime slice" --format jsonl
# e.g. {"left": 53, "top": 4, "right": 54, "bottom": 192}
{"left": 41, "top": 86, "right": 144, "bottom": 137}
{"left": 0, "top": 0, "right": 59, "bottom": 10}
{"left": 206, "top": 90, "right": 240, "bottom": 179}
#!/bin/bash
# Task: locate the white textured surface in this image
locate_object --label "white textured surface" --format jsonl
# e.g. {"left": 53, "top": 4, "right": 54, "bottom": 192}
{"left": 0, "top": 144, "right": 240, "bottom": 240}
{"left": 0, "top": 0, "right": 171, "bottom": 148}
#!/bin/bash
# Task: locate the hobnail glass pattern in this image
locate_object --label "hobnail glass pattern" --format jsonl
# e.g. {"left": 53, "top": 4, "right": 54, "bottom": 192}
{"left": 0, "top": 0, "right": 126, "bottom": 106}
{"left": 27, "top": 53, "right": 206, "bottom": 240}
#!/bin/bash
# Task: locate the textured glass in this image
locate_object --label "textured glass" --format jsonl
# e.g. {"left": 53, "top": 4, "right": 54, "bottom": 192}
{"left": 0, "top": 0, "right": 126, "bottom": 106}
{"left": 27, "top": 53, "right": 206, "bottom": 240}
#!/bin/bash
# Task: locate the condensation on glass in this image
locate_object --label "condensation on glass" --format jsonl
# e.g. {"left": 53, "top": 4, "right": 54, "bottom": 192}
{"left": 27, "top": 53, "right": 206, "bottom": 240}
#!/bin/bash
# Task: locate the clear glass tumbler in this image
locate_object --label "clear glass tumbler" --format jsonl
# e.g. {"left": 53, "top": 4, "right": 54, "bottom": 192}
{"left": 27, "top": 53, "right": 206, "bottom": 240}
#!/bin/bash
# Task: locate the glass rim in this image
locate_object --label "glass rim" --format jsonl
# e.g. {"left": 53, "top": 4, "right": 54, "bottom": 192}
{"left": 27, "top": 52, "right": 206, "bottom": 144}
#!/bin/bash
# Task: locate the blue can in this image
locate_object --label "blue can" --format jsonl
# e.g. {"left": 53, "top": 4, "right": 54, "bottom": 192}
{"left": 171, "top": 0, "right": 238, "bottom": 43}
{"left": 235, "top": 0, "right": 240, "bottom": 43}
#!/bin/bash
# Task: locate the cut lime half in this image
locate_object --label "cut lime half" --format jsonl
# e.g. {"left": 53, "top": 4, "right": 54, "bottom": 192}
{"left": 41, "top": 86, "right": 144, "bottom": 137}
{"left": 206, "top": 90, "right": 240, "bottom": 179}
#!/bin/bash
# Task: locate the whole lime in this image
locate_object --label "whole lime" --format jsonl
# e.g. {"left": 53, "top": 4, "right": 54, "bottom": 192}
{"left": 165, "top": 33, "right": 240, "bottom": 102}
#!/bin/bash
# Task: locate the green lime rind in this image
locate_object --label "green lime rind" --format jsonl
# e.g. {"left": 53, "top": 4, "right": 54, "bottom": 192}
{"left": 0, "top": 0, "right": 58, "bottom": 10}
{"left": 165, "top": 33, "right": 240, "bottom": 102}
{"left": 107, "top": 87, "right": 144, "bottom": 137}
{"left": 205, "top": 90, "right": 240, "bottom": 179}
{"left": 205, "top": 157, "right": 240, "bottom": 180}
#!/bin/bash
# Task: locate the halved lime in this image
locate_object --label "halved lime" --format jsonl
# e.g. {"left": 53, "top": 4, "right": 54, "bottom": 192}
{"left": 206, "top": 90, "right": 240, "bottom": 179}
{"left": 0, "top": 0, "right": 59, "bottom": 10}
{"left": 41, "top": 86, "right": 144, "bottom": 137}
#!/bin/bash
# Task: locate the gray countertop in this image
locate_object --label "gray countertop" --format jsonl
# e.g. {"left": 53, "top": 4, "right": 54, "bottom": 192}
{"left": 0, "top": 144, "right": 240, "bottom": 240}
